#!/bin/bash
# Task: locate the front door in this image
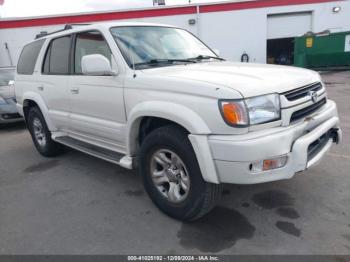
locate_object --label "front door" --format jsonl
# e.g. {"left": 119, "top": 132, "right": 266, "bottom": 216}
{"left": 68, "top": 30, "right": 126, "bottom": 148}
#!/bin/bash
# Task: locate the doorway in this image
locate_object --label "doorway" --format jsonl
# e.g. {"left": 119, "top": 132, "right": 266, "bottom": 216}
{"left": 266, "top": 12, "right": 312, "bottom": 65}
{"left": 267, "top": 38, "right": 294, "bottom": 65}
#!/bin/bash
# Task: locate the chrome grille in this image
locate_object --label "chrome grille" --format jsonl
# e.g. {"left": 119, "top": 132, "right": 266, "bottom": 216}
{"left": 283, "top": 82, "right": 323, "bottom": 101}
{"left": 290, "top": 98, "right": 327, "bottom": 123}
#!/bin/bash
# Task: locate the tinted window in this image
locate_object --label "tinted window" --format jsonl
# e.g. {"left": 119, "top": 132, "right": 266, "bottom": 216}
{"left": 74, "top": 31, "right": 112, "bottom": 74}
{"left": 42, "top": 44, "right": 51, "bottom": 74}
{"left": 43, "top": 35, "right": 71, "bottom": 75}
{"left": 17, "top": 40, "right": 45, "bottom": 75}
{"left": 0, "top": 69, "right": 15, "bottom": 86}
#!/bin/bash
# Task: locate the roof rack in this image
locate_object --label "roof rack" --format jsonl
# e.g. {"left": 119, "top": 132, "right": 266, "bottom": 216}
{"left": 35, "top": 23, "right": 91, "bottom": 39}
{"left": 0, "top": 66, "right": 16, "bottom": 69}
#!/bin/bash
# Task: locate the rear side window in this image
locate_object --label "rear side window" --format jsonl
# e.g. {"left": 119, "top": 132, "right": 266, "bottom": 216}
{"left": 43, "top": 35, "right": 71, "bottom": 75}
{"left": 74, "top": 31, "right": 112, "bottom": 74}
{"left": 17, "top": 39, "right": 45, "bottom": 75}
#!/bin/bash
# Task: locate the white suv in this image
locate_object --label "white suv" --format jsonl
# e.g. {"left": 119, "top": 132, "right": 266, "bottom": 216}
{"left": 15, "top": 22, "right": 342, "bottom": 221}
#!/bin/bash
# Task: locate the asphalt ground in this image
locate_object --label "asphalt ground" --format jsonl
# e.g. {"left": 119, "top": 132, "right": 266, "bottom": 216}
{"left": 0, "top": 71, "right": 349, "bottom": 255}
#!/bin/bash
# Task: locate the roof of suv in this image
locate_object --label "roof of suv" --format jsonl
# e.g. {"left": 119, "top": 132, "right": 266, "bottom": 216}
{"left": 36, "top": 22, "right": 177, "bottom": 40}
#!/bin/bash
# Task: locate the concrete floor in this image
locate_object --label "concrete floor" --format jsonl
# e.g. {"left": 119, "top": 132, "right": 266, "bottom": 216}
{"left": 0, "top": 71, "right": 349, "bottom": 255}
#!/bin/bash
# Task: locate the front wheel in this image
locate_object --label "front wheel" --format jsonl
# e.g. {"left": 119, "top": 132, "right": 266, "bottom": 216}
{"left": 139, "top": 125, "right": 222, "bottom": 221}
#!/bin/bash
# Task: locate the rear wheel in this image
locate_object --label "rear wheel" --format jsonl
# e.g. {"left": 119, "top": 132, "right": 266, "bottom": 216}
{"left": 27, "top": 106, "right": 64, "bottom": 157}
{"left": 139, "top": 125, "right": 222, "bottom": 221}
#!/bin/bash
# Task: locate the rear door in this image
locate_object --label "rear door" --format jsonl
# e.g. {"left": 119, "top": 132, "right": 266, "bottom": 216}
{"left": 40, "top": 35, "right": 72, "bottom": 130}
{"left": 68, "top": 30, "right": 126, "bottom": 147}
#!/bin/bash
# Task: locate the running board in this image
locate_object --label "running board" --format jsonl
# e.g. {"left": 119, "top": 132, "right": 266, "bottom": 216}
{"left": 54, "top": 136, "right": 133, "bottom": 169}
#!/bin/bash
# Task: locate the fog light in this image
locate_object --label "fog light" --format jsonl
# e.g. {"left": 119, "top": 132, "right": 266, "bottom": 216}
{"left": 250, "top": 156, "right": 288, "bottom": 172}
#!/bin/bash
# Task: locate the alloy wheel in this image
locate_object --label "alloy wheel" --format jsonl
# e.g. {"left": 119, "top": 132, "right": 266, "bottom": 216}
{"left": 150, "top": 149, "right": 190, "bottom": 203}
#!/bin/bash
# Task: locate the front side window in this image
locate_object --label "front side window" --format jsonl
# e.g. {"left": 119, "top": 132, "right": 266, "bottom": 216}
{"left": 43, "top": 35, "right": 71, "bottom": 75}
{"left": 17, "top": 40, "right": 45, "bottom": 75}
{"left": 74, "top": 31, "right": 112, "bottom": 74}
{"left": 110, "top": 26, "right": 217, "bottom": 69}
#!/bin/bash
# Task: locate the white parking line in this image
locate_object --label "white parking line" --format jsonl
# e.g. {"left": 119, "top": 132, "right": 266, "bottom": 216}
{"left": 327, "top": 153, "right": 350, "bottom": 159}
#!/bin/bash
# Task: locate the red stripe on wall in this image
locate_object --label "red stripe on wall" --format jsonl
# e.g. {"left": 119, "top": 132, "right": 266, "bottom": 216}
{"left": 200, "top": 0, "right": 341, "bottom": 12}
{"left": 0, "top": 6, "right": 196, "bottom": 29}
{"left": 0, "top": 0, "right": 341, "bottom": 29}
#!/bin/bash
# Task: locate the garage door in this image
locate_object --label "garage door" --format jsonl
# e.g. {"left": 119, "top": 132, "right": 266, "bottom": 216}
{"left": 267, "top": 12, "right": 312, "bottom": 39}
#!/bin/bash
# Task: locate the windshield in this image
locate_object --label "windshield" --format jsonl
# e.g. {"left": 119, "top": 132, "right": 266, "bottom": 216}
{"left": 110, "top": 26, "right": 218, "bottom": 69}
{"left": 0, "top": 69, "right": 15, "bottom": 87}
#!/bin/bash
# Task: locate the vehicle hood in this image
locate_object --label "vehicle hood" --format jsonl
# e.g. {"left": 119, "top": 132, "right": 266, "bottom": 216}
{"left": 0, "top": 85, "right": 14, "bottom": 99}
{"left": 141, "top": 61, "right": 321, "bottom": 98}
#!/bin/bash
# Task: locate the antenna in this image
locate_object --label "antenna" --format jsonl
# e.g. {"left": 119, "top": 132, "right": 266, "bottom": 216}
{"left": 128, "top": 43, "right": 137, "bottom": 78}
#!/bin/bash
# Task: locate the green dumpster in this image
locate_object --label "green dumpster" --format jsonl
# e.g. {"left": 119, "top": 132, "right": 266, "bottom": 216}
{"left": 294, "top": 31, "right": 350, "bottom": 70}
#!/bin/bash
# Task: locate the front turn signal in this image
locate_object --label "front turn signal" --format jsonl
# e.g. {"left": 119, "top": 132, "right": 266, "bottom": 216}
{"left": 219, "top": 100, "right": 248, "bottom": 126}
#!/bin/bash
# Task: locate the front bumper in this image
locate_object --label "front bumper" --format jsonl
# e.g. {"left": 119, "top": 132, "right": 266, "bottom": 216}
{"left": 208, "top": 100, "right": 341, "bottom": 184}
{"left": 0, "top": 98, "right": 23, "bottom": 124}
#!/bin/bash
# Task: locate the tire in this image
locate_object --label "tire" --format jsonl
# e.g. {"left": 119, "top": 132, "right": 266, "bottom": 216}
{"left": 139, "top": 125, "right": 222, "bottom": 221}
{"left": 27, "top": 106, "right": 64, "bottom": 157}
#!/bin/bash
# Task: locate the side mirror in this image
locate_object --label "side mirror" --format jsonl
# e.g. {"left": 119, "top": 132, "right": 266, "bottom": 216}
{"left": 213, "top": 48, "right": 220, "bottom": 56}
{"left": 82, "top": 54, "right": 117, "bottom": 76}
{"left": 8, "top": 80, "right": 15, "bottom": 86}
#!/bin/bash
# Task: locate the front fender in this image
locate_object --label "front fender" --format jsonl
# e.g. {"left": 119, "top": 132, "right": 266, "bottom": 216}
{"left": 21, "top": 91, "right": 57, "bottom": 131}
{"left": 127, "top": 101, "right": 220, "bottom": 184}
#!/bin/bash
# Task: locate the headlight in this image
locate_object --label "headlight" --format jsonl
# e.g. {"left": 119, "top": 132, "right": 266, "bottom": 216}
{"left": 0, "top": 97, "right": 7, "bottom": 105}
{"left": 246, "top": 94, "right": 280, "bottom": 125}
{"left": 219, "top": 94, "right": 280, "bottom": 127}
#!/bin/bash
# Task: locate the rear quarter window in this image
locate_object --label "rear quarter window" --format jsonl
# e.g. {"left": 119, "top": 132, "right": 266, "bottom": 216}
{"left": 17, "top": 39, "right": 45, "bottom": 75}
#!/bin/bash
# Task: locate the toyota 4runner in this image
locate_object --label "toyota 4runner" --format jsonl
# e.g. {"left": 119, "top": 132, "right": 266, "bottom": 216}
{"left": 15, "top": 23, "right": 342, "bottom": 221}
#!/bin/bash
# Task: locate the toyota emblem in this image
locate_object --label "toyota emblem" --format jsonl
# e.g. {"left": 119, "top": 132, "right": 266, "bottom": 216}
{"left": 309, "top": 91, "right": 318, "bottom": 103}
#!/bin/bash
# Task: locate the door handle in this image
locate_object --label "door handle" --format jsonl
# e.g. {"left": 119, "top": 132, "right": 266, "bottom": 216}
{"left": 37, "top": 85, "right": 44, "bottom": 91}
{"left": 70, "top": 87, "right": 80, "bottom": 94}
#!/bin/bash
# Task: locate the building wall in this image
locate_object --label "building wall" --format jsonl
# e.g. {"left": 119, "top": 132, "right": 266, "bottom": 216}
{"left": 0, "top": 0, "right": 349, "bottom": 67}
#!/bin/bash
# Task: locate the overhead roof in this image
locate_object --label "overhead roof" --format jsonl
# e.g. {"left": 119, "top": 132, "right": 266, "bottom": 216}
{"left": 0, "top": 0, "right": 341, "bottom": 29}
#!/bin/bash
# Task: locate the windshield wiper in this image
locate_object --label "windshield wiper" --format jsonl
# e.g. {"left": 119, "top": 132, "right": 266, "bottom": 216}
{"left": 134, "top": 59, "right": 197, "bottom": 67}
{"left": 189, "top": 55, "right": 225, "bottom": 61}
{"left": 134, "top": 56, "right": 224, "bottom": 68}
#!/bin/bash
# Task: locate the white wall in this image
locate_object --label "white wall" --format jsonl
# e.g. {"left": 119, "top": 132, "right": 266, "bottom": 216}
{"left": 0, "top": 0, "right": 349, "bottom": 67}
{"left": 313, "top": 1, "right": 350, "bottom": 32}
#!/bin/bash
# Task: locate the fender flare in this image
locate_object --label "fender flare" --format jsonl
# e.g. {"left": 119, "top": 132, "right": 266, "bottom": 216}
{"left": 127, "top": 101, "right": 210, "bottom": 154}
{"left": 127, "top": 101, "right": 220, "bottom": 184}
{"left": 22, "top": 92, "right": 57, "bottom": 131}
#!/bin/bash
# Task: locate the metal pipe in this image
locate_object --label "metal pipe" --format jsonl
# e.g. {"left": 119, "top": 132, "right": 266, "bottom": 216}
{"left": 5, "top": 42, "right": 13, "bottom": 66}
